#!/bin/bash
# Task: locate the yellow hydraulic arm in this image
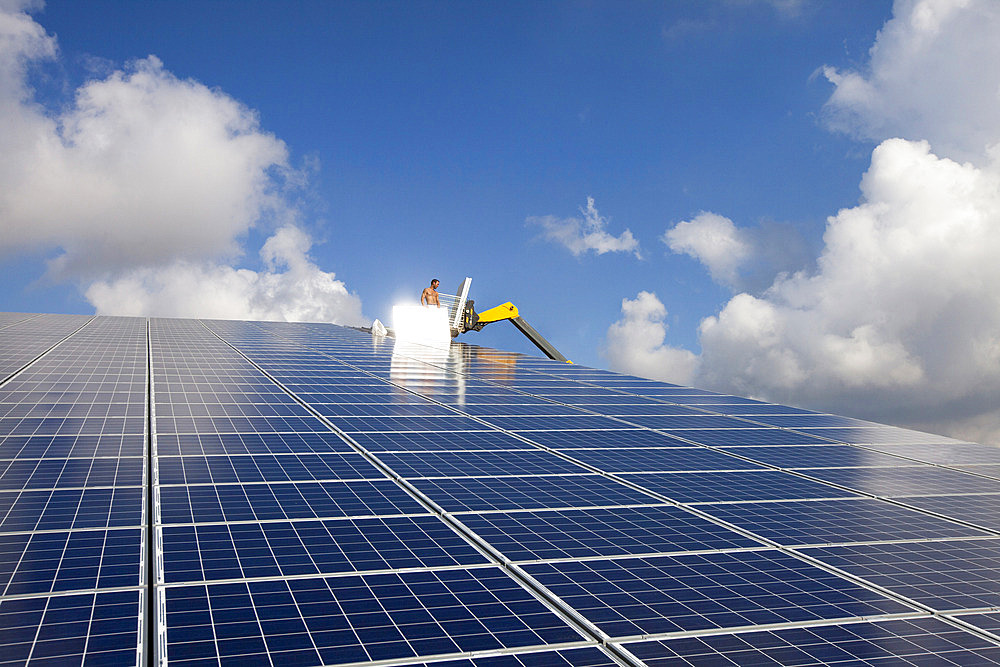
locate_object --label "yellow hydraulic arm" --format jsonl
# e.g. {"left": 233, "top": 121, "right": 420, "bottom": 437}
{"left": 459, "top": 301, "right": 571, "bottom": 363}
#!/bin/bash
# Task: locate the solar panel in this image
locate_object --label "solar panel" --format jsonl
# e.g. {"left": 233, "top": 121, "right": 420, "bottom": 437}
{"left": 2, "top": 312, "right": 999, "bottom": 665}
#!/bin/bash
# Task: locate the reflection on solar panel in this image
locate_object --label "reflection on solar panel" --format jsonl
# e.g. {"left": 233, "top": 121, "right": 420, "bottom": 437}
{"left": 1, "top": 314, "right": 999, "bottom": 665}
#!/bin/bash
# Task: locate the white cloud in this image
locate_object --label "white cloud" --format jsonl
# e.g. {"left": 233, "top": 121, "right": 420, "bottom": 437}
{"left": 0, "top": 3, "right": 364, "bottom": 323}
{"left": 528, "top": 197, "right": 641, "bottom": 258}
{"left": 606, "top": 0, "right": 1000, "bottom": 444}
{"left": 85, "top": 226, "right": 366, "bottom": 325}
{"left": 822, "top": 0, "right": 1000, "bottom": 164}
{"left": 663, "top": 212, "right": 813, "bottom": 292}
{"left": 602, "top": 291, "right": 699, "bottom": 385}
{"left": 663, "top": 212, "right": 752, "bottom": 289}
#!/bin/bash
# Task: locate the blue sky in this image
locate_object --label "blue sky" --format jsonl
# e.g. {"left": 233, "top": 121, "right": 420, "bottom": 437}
{"left": 4, "top": 0, "right": 1000, "bottom": 444}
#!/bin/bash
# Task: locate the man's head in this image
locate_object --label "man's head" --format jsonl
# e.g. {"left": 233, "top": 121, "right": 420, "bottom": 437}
{"left": 431, "top": 279, "right": 439, "bottom": 289}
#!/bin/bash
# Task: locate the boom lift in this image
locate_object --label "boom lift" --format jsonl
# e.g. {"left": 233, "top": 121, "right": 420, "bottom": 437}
{"left": 446, "top": 278, "right": 571, "bottom": 363}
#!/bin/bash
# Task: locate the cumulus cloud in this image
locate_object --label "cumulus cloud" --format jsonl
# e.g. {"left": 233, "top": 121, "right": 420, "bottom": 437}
{"left": 822, "top": 0, "right": 1000, "bottom": 164}
{"left": 0, "top": 3, "right": 363, "bottom": 322}
{"left": 663, "top": 212, "right": 813, "bottom": 292}
{"left": 528, "top": 197, "right": 641, "bottom": 258}
{"left": 602, "top": 291, "right": 699, "bottom": 385}
{"left": 693, "top": 138, "right": 1000, "bottom": 435}
{"left": 606, "top": 0, "right": 1000, "bottom": 443}
{"left": 663, "top": 212, "right": 752, "bottom": 289}
{"left": 86, "top": 226, "right": 365, "bottom": 324}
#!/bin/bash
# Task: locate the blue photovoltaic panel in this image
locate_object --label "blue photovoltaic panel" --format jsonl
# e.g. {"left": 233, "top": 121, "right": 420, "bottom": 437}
{"left": 802, "top": 538, "right": 1000, "bottom": 611}
{"left": 559, "top": 447, "right": 765, "bottom": 473}
{"left": 6, "top": 313, "right": 1000, "bottom": 666}
{"left": 0, "top": 487, "right": 143, "bottom": 532}
{"left": 411, "top": 474, "right": 659, "bottom": 513}
{"left": 407, "top": 646, "right": 620, "bottom": 667}
{"left": 0, "top": 589, "right": 142, "bottom": 665}
{"left": 580, "top": 404, "right": 709, "bottom": 417}
{"left": 157, "top": 478, "right": 429, "bottom": 524}
{"left": 620, "top": 470, "right": 861, "bottom": 503}
{"left": 801, "top": 465, "right": 1000, "bottom": 497}
{"left": 959, "top": 611, "right": 1000, "bottom": 637}
{"left": 798, "top": 426, "right": 966, "bottom": 445}
{"left": 155, "top": 431, "right": 356, "bottom": 455}
{"left": 611, "top": 414, "right": 761, "bottom": 430}
{"left": 657, "top": 427, "right": 836, "bottom": 446}
{"left": 696, "top": 498, "right": 990, "bottom": 546}
{"left": 740, "top": 414, "right": 878, "bottom": 428}
{"left": 898, "top": 494, "right": 1000, "bottom": 532}
{"left": 456, "top": 403, "right": 599, "bottom": 417}
{"left": 161, "top": 515, "right": 489, "bottom": 583}
{"left": 717, "top": 444, "right": 921, "bottom": 468}
{"left": 0, "top": 434, "right": 144, "bottom": 458}
{"left": 624, "top": 617, "right": 1000, "bottom": 665}
{"left": 959, "top": 464, "right": 1000, "bottom": 479}
{"left": 0, "top": 315, "right": 147, "bottom": 663}
{"left": 456, "top": 505, "right": 761, "bottom": 561}
{"left": 0, "top": 456, "right": 143, "bottom": 489}
{"left": 522, "top": 550, "right": 911, "bottom": 638}
{"left": 863, "top": 441, "right": 1000, "bottom": 465}
{"left": 155, "top": 452, "right": 382, "bottom": 484}
{"left": 475, "top": 415, "right": 630, "bottom": 431}
{"left": 325, "top": 415, "right": 493, "bottom": 432}
{"left": 372, "top": 450, "right": 592, "bottom": 478}
{"left": 0, "top": 528, "right": 142, "bottom": 596}
{"left": 349, "top": 430, "right": 537, "bottom": 452}
{"left": 163, "top": 567, "right": 586, "bottom": 665}
{"left": 513, "top": 429, "right": 693, "bottom": 449}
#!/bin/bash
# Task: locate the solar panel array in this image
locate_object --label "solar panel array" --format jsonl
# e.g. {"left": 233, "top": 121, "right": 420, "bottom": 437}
{"left": 1, "top": 313, "right": 1000, "bottom": 665}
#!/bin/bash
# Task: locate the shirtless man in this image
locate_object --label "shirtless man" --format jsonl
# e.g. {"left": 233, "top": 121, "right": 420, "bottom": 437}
{"left": 421, "top": 279, "right": 441, "bottom": 307}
